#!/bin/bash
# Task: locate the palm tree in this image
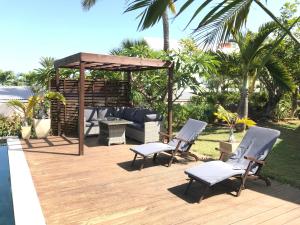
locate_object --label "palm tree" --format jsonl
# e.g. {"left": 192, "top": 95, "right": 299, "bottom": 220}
{"left": 7, "top": 96, "right": 38, "bottom": 126}
{"left": 232, "top": 22, "right": 294, "bottom": 119}
{"left": 34, "top": 56, "right": 55, "bottom": 90}
{"left": 81, "top": 0, "right": 176, "bottom": 51}
{"left": 0, "top": 70, "right": 18, "bottom": 85}
{"left": 260, "top": 55, "right": 295, "bottom": 118}
{"left": 110, "top": 38, "right": 148, "bottom": 55}
{"left": 125, "top": 0, "right": 299, "bottom": 48}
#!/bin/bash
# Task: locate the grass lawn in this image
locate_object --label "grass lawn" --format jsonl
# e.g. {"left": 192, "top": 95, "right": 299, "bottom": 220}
{"left": 191, "top": 120, "right": 300, "bottom": 188}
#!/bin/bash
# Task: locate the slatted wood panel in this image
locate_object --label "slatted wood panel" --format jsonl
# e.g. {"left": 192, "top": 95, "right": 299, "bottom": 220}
{"left": 22, "top": 136, "right": 300, "bottom": 225}
{"left": 50, "top": 79, "right": 130, "bottom": 136}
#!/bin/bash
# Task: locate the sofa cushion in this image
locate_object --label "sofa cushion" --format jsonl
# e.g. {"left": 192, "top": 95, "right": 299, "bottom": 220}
{"left": 145, "top": 113, "right": 163, "bottom": 122}
{"left": 114, "top": 107, "right": 125, "bottom": 118}
{"left": 84, "top": 108, "right": 98, "bottom": 122}
{"left": 122, "top": 108, "right": 137, "bottom": 121}
{"left": 98, "top": 107, "right": 115, "bottom": 120}
{"left": 127, "top": 122, "right": 144, "bottom": 131}
{"left": 85, "top": 121, "right": 99, "bottom": 127}
{"left": 134, "top": 109, "right": 151, "bottom": 124}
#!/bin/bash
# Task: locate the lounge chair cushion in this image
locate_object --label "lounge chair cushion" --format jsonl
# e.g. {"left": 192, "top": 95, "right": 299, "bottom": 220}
{"left": 130, "top": 143, "right": 175, "bottom": 157}
{"left": 168, "top": 119, "right": 207, "bottom": 151}
{"left": 226, "top": 126, "right": 280, "bottom": 173}
{"left": 185, "top": 161, "right": 246, "bottom": 186}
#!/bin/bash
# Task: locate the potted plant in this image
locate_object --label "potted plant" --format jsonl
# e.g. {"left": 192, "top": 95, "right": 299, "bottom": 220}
{"left": 7, "top": 96, "right": 38, "bottom": 139}
{"left": 7, "top": 91, "right": 66, "bottom": 139}
{"left": 214, "top": 105, "right": 256, "bottom": 142}
{"left": 33, "top": 91, "right": 66, "bottom": 138}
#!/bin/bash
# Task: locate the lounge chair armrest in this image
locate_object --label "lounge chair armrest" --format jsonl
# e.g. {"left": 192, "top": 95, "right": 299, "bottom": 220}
{"left": 215, "top": 147, "right": 234, "bottom": 161}
{"left": 174, "top": 137, "right": 194, "bottom": 145}
{"left": 215, "top": 147, "right": 234, "bottom": 156}
{"left": 244, "top": 156, "right": 265, "bottom": 165}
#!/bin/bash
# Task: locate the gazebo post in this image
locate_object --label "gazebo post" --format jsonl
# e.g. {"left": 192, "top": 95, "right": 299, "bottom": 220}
{"left": 78, "top": 62, "right": 85, "bottom": 156}
{"left": 126, "top": 71, "right": 132, "bottom": 106}
{"left": 167, "top": 64, "right": 174, "bottom": 137}
{"left": 55, "top": 67, "right": 61, "bottom": 136}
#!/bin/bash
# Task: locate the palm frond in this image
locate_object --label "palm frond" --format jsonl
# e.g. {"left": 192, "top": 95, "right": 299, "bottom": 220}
{"left": 26, "top": 96, "right": 38, "bottom": 119}
{"left": 7, "top": 100, "right": 26, "bottom": 116}
{"left": 236, "top": 118, "right": 256, "bottom": 126}
{"left": 82, "top": 0, "right": 97, "bottom": 10}
{"left": 125, "top": 0, "right": 175, "bottom": 30}
{"left": 193, "top": 0, "right": 253, "bottom": 48}
{"left": 45, "top": 91, "right": 66, "bottom": 105}
{"left": 265, "top": 56, "right": 295, "bottom": 92}
{"left": 254, "top": 0, "right": 300, "bottom": 46}
{"left": 242, "top": 21, "right": 278, "bottom": 62}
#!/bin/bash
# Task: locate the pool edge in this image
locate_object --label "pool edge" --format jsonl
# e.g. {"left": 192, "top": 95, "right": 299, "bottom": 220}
{"left": 7, "top": 138, "right": 46, "bottom": 225}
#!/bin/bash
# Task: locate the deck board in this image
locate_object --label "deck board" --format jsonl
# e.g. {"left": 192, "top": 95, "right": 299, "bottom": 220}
{"left": 22, "top": 136, "right": 300, "bottom": 225}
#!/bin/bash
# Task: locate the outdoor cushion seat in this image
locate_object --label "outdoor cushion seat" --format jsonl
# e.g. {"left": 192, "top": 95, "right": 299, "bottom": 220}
{"left": 185, "top": 161, "right": 247, "bottom": 186}
{"left": 131, "top": 142, "right": 175, "bottom": 157}
{"left": 130, "top": 118, "right": 207, "bottom": 170}
{"left": 183, "top": 126, "right": 280, "bottom": 203}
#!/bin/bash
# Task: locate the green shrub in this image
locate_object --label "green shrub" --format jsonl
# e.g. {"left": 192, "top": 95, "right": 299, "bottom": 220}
{"left": 172, "top": 101, "right": 215, "bottom": 130}
{"left": 274, "top": 96, "right": 292, "bottom": 120}
{"left": 203, "top": 92, "right": 239, "bottom": 110}
{"left": 0, "top": 114, "right": 22, "bottom": 137}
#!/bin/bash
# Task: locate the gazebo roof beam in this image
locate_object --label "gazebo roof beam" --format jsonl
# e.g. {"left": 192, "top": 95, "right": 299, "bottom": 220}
{"left": 54, "top": 52, "right": 171, "bottom": 69}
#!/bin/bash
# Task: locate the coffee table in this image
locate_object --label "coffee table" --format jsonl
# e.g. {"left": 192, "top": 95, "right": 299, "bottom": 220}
{"left": 98, "top": 117, "right": 133, "bottom": 146}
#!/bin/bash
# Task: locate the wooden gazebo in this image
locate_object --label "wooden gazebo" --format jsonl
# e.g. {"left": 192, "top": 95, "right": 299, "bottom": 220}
{"left": 54, "top": 52, "right": 174, "bottom": 155}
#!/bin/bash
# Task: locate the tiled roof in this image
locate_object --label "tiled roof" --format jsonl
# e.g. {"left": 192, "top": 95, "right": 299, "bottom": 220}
{"left": 0, "top": 86, "right": 33, "bottom": 102}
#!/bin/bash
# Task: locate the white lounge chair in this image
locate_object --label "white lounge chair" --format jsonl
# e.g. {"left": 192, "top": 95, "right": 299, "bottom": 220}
{"left": 130, "top": 119, "right": 207, "bottom": 170}
{"left": 184, "top": 126, "right": 280, "bottom": 203}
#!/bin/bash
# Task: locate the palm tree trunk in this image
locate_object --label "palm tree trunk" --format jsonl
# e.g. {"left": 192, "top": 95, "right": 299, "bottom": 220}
{"left": 162, "top": 11, "right": 169, "bottom": 51}
{"left": 237, "top": 74, "right": 249, "bottom": 131}
{"left": 291, "top": 87, "right": 299, "bottom": 117}
{"left": 238, "top": 73, "right": 249, "bottom": 119}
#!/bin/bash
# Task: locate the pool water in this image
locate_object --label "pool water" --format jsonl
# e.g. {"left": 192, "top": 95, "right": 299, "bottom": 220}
{"left": 0, "top": 140, "right": 15, "bottom": 225}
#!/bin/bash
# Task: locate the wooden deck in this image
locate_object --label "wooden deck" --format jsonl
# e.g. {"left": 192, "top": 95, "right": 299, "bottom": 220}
{"left": 22, "top": 136, "right": 300, "bottom": 225}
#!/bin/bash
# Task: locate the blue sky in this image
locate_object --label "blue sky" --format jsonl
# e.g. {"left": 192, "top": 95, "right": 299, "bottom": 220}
{"left": 0, "top": 0, "right": 286, "bottom": 73}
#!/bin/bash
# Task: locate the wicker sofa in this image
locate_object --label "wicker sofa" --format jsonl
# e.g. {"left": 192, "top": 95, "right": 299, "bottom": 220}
{"left": 84, "top": 107, "right": 163, "bottom": 143}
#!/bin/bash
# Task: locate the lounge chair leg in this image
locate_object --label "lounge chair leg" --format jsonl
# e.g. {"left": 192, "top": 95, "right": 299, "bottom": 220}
{"left": 140, "top": 156, "right": 146, "bottom": 170}
{"left": 259, "top": 175, "right": 271, "bottom": 186}
{"left": 131, "top": 153, "right": 137, "bottom": 167}
{"left": 188, "top": 152, "right": 200, "bottom": 161}
{"left": 199, "top": 184, "right": 210, "bottom": 203}
{"left": 237, "top": 177, "right": 246, "bottom": 197}
{"left": 168, "top": 151, "right": 176, "bottom": 167}
{"left": 153, "top": 153, "right": 158, "bottom": 162}
{"left": 184, "top": 179, "right": 194, "bottom": 195}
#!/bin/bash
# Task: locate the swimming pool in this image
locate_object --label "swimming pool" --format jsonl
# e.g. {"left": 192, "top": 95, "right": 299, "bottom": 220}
{"left": 0, "top": 140, "right": 15, "bottom": 225}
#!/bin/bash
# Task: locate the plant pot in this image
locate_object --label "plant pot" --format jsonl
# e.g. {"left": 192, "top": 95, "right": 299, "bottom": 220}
{"left": 21, "top": 126, "right": 31, "bottom": 140}
{"left": 33, "top": 119, "right": 51, "bottom": 138}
